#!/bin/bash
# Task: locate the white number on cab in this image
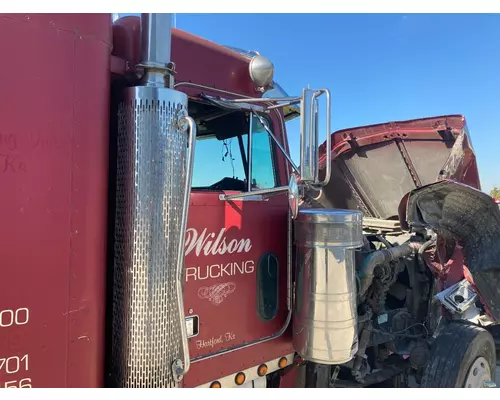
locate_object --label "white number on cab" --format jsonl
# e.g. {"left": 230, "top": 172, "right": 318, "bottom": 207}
{"left": 0, "top": 354, "right": 29, "bottom": 374}
{"left": 0, "top": 308, "right": 29, "bottom": 328}
{"left": 4, "top": 378, "right": 32, "bottom": 388}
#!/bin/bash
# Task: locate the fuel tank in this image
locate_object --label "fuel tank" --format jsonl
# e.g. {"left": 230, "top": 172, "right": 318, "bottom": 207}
{"left": 0, "top": 14, "right": 111, "bottom": 388}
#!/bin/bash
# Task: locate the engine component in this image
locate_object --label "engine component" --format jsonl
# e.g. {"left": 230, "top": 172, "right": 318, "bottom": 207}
{"left": 293, "top": 208, "right": 363, "bottom": 364}
{"left": 351, "top": 323, "right": 373, "bottom": 382}
{"left": 367, "top": 259, "right": 404, "bottom": 315}
{"left": 358, "top": 241, "right": 422, "bottom": 297}
{"left": 409, "top": 344, "right": 428, "bottom": 369}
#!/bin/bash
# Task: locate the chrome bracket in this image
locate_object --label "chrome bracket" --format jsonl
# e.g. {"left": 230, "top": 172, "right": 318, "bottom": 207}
{"left": 171, "top": 359, "right": 185, "bottom": 383}
{"left": 176, "top": 109, "right": 190, "bottom": 132}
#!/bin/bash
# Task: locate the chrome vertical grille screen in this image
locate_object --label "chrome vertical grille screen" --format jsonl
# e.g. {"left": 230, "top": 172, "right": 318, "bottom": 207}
{"left": 112, "top": 86, "right": 189, "bottom": 388}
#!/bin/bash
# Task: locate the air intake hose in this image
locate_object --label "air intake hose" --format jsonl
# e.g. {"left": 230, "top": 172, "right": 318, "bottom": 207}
{"left": 358, "top": 241, "right": 422, "bottom": 296}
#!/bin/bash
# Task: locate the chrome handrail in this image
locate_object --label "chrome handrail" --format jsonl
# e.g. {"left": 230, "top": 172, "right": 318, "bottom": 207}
{"left": 173, "top": 114, "right": 196, "bottom": 380}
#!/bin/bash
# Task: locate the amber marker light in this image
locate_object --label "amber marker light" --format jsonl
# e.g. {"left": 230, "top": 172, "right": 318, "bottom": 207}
{"left": 257, "top": 364, "right": 268, "bottom": 377}
{"left": 210, "top": 381, "right": 221, "bottom": 388}
{"left": 235, "top": 372, "right": 246, "bottom": 385}
{"left": 278, "top": 357, "right": 288, "bottom": 369}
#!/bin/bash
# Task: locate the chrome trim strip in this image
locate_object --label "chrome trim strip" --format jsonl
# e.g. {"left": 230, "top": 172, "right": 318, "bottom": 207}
{"left": 247, "top": 114, "right": 253, "bottom": 192}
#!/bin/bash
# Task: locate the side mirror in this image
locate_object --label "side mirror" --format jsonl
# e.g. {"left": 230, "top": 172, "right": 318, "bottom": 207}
{"left": 217, "top": 87, "right": 332, "bottom": 203}
{"left": 299, "top": 88, "right": 331, "bottom": 187}
{"left": 288, "top": 174, "right": 300, "bottom": 219}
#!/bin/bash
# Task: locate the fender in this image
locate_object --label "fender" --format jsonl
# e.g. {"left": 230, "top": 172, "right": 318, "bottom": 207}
{"left": 402, "top": 180, "right": 500, "bottom": 320}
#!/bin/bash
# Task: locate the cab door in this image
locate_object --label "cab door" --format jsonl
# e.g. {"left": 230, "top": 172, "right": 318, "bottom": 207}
{"left": 182, "top": 106, "right": 293, "bottom": 386}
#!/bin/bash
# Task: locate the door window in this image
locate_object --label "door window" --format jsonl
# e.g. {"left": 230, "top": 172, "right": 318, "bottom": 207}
{"left": 191, "top": 102, "right": 278, "bottom": 192}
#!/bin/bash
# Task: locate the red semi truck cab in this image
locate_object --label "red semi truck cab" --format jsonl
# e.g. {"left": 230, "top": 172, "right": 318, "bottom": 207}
{"left": 1, "top": 13, "right": 499, "bottom": 390}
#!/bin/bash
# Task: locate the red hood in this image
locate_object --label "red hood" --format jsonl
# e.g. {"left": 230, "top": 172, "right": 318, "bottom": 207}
{"left": 316, "top": 114, "right": 481, "bottom": 220}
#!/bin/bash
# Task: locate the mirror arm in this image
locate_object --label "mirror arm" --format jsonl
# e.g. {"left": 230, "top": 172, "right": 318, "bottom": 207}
{"left": 267, "top": 100, "right": 301, "bottom": 110}
{"left": 219, "top": 186, "right": 289, "bottom": 201}
{"left": 224, "top": 96, "right": 301, "bottom": 104}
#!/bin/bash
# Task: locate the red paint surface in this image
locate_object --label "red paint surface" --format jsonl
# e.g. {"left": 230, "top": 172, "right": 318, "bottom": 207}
{"left": 112, "top": 16, "right": 257, "bottom": 97}
{"left": 0, "top": 14, "right": 111, "bottom": 388}
{"left": 422, "top": 239, "right": 466, "bottom": 290}
{"left": 320, "top": 114, "right": 466, "bottom": 158}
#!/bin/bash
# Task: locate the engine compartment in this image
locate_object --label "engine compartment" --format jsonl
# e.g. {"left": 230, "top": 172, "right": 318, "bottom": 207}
{"left": 337, "top": 230, "right": 436, "bottom": 387}
{"left": 293, "top": 212, "right": 496, "bottom": 388}
{"left": 293, "top": 207, "right": 438, "bottom": 387}
{"left": 293, "top": 116, "right": 498, "bottom": 388}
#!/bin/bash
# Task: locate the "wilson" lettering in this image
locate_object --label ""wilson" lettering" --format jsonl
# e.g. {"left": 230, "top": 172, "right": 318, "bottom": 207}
{"left": 185, "top": 228, "right": 252, "bottom": 257}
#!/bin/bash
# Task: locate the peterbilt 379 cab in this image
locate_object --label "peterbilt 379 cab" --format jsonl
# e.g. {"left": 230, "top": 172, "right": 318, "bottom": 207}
{"left": 1, "top": 13, "right": 499, "bottom": 389}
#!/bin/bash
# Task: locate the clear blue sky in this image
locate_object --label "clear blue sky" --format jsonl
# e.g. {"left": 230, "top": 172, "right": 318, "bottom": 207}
{"left": 121, "top": 13, "right": 499, "bottom": 192}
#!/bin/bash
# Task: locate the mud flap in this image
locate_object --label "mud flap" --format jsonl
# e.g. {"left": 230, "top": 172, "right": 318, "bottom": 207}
{"left": 404, "top": 180, "right": 500, "bottom": 320}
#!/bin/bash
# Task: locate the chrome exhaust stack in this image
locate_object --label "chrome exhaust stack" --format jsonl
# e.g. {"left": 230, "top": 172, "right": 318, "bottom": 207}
{"left": 139, "top": 13, "right": 175, "bottom": 88}
{"left": 111, "top": 13, "right": 195, "bottom": 387}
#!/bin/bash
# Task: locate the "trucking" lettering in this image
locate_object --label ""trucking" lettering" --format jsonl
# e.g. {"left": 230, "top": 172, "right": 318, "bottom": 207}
{"left": 185, "top": 261, "right": 255, "bottom": 282}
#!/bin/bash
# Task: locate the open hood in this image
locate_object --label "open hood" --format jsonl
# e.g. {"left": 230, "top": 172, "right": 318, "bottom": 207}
{"left": 314, "top": 115, "right": 481, "bottom": 220}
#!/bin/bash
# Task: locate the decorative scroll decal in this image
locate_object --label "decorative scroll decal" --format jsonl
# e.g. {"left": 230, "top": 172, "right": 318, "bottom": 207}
{"left": 197, "top": 282, "right": 236, "bottom": 306}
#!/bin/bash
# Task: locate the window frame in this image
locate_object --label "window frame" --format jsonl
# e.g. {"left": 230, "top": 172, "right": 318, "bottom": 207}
{"left": 189, "top": 101, "right": 280, "bottom": 194}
